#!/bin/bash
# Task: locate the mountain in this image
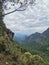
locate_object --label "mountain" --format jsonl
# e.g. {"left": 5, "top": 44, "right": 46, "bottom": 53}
{"left": 26, "top": 32, "right": 41, "bottom": 42}
{"left": 15, "top": 28, "right": 49, "bottom": 45}
{"left": 25, "top": 28, "right": 49, "bottom": 44}
{"left": 43, "top": 28, "right": 49, "bottom": 37}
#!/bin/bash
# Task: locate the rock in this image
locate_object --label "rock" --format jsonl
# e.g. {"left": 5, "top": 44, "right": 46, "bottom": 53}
{"left": 6, "top": 29, "right": 14, "bottom": 38}
{"left": 5, "top": 62, "right": 8, "bottom": 65}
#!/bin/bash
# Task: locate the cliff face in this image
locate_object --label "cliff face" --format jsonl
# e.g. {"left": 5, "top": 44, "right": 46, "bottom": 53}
{"left": 6, "top": 29, "right": 14, "bottom": 39}
{"left": 0, "top": 18, "right": 14, "bottom": 39}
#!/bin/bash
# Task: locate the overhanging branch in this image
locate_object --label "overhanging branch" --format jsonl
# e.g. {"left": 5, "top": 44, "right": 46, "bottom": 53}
{"left": 0, "top": 0, "right": 36, "bottom": 17}
{"left": 2, "top": 8, "right": 26, "bottom": 17}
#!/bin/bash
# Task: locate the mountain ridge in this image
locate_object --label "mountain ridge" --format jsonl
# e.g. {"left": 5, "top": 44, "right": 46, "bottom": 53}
{"left": 25, "top": 28, "right": 49, "bottom": 44}
{"left": 14, "top": 28, "right": 49, "bottom": 45}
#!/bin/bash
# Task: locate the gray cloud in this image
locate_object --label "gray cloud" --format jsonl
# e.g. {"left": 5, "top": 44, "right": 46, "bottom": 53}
{"left": 3, "top": 0, "right": 49, "bottom": 35}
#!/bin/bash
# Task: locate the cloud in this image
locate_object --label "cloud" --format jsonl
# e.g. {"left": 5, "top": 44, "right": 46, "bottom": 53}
{"left": 3, "top": 0, "right": 49, "bottom": 35}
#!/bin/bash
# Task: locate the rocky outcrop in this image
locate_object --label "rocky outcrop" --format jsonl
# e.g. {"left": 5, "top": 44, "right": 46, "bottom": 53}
{"left": 6, "top": 29, "right": 14, "bottom": 38}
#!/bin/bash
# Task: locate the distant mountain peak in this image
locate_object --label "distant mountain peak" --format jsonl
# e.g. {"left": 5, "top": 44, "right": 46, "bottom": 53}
{"left": 43, "top": 28, "right": 49, "bottom": 37}
{"left": 46, "top": 28, "right": 49, "bottom": 31}
{"left": 28, "top": 32, "right": 41, "bottom": 39}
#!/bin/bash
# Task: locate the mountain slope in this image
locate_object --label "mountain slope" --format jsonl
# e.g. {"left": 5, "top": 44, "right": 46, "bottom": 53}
{"left": 43, "top": 28, "right": 49, "bottom": 37}
{"left": 21, "top": 28, "right": 49, "bottom": 63}
{"left": 25, "top": 28, "right": 49, "bottom": 44}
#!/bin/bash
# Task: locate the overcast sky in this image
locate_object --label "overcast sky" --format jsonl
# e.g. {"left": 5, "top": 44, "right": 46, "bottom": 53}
{"left": 3, "top": 0, "right": 49, "bottom": 35}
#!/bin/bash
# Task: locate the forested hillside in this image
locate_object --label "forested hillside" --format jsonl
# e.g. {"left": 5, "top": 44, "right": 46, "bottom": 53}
{"left": 20, "top": 28, "right": 49, "bottom": 64}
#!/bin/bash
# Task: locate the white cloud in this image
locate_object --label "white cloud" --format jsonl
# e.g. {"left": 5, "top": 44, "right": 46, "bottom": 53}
{"left": 3, "top": 0, "right": 49, "bottom": 35}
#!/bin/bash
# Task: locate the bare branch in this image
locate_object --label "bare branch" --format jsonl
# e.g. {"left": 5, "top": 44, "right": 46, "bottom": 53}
{"left": 0, "top": 0, "right": 36, "bottom": 17}
{"left": 2, "top": 8, "right": 26, "bottom": 17}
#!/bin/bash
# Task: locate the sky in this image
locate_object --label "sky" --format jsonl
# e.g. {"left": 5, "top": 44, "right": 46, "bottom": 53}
{"left": 3, "top": 0, "right": 49, "bottom": 35}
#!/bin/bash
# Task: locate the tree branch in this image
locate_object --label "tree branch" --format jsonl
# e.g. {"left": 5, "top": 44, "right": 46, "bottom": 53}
{"left": 2, "top": 2, "right": 27, "bottom": 16}
{"left": 0, "top": 0, "right": 35, "bottom": 17}
{"left": 2, "top": 8, "right": 26, "bottom": 16}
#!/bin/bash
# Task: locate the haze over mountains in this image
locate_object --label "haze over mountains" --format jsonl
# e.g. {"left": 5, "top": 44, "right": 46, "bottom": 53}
{"left": 14, "top": 28, "right": 49, "bottom": 44}
{"left": 14, "top": 33, "right": 27, "bottom": 43}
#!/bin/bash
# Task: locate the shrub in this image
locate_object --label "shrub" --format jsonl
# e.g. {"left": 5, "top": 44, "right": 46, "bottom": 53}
{"left": 0, "top": 43, "right": 6, "bottom": 52}
{"left": 4, "top": 49, "right": 11, "bottom": 55}
{"left": 12, "top": 56, "right": 18, "bottom": 61}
